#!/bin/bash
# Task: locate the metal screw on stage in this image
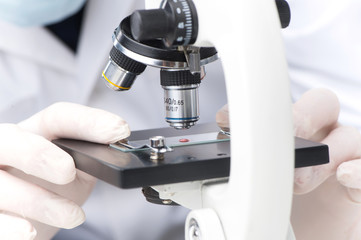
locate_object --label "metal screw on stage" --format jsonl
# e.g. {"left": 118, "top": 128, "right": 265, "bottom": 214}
{"left": 149, "top": 136, "right": 166, "bottom": 161}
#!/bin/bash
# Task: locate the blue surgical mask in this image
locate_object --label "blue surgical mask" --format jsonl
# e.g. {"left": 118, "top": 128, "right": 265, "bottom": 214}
{"left": 0, "top": 0, "right": 86, "bottom": 27}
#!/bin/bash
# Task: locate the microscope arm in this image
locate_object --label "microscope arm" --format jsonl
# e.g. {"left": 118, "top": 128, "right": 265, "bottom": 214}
{"left": 185, "top": 0, "right": 294, "bottom": 239}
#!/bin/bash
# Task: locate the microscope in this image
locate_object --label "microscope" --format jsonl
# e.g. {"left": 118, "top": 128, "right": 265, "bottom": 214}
{"left": 54, "top": 0, "right": 329, "bottom": 239}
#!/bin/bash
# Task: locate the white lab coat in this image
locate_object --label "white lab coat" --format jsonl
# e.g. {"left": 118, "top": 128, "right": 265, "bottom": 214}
{"left": 0, "top": 1, "right": 227, "bottom": 240}
{"left": 283, "top": 0, "right": 361, "bottom": 130}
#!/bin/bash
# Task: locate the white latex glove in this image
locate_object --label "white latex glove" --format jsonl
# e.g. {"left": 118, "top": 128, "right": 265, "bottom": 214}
{"left": 291, "top": 89, "right": 361, "bottom": 240}
{"left": 0, "top": 102, "right": 130, "bottom": 240}
{"left": 216, "top": 88, "right": 361, "bottom": 240}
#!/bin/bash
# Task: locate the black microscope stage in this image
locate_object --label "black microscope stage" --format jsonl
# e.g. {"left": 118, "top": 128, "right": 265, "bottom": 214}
{"left": 53, "top": 123, "right": 329, "bottom": 189}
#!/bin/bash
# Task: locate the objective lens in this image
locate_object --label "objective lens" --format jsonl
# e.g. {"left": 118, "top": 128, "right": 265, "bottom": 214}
{"left": 163, "top": 84, "right": 199, "bottom": 129}
{"left": 161, "top": 69, "right": 201, "bottom": 130}
{"left": 102, "top": 46, "right": 146, "bottom": 91}
{"left": 102, "top": 58, "right": 137, "bottom": 91}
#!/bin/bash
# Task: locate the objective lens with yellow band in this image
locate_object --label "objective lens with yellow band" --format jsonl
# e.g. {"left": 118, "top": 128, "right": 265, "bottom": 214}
{"left": 102, "top": 46, "right": 146, "bottom": 91}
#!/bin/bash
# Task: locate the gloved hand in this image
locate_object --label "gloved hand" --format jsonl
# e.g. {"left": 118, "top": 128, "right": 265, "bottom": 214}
{"left": 0, "top": 102, "right": 130, "bottom": 240}
{"left": 216, "top": 88, "right": 361, "bottom": 240}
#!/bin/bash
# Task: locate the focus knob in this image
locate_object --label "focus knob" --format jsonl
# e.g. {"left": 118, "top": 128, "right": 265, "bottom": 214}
{"left": 130, "top": 0, "right": 198, "bottom": 47}
{"left": 130, "top": 9, "right": 170, "bottom": 42}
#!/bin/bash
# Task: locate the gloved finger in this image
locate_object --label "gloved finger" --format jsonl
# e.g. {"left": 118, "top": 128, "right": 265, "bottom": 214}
{"left": 18, "top": 102, "right": 130, "bottom": 144}
{"left": 337, "top": 159, "right": 361, "bottom": 189}
{"left": 0, "top": 170, "right": 85, "bottom": 229}
{"left": 337, "top": 159, "right": 361, "bottom": 203}
{"left": 293, "top": 88, "right": 340, "bottom": 141}
{"left": 294, "top": 125, "right": 361, "bottom": 194}
{"left": 345, "top": 188, "right": 361, "bottom": 203}
{"left": 0, "top": 212, "right": 36, "bottom": 240}
{"left": 0, "top": 124, "right": 75, "bottom": 184}
{"left": 6, "top": 167, "right": 97, "bottom": 206}
{"left": 216, "top": 104, "right": 229, "bottom": 131}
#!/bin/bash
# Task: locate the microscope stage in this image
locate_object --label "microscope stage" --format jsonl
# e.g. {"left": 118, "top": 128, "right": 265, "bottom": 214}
{"left": 53, "top": 123, "right": 329, "bottom": 189}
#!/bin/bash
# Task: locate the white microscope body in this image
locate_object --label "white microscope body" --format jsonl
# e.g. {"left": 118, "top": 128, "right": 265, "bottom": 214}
{"left": 144, "top": 0, "right": 295, "bottom": 239}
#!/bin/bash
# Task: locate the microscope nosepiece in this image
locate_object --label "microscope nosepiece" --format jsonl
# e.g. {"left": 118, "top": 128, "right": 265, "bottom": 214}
{"left": 161, "top": 70, "right": 201, "bottom": 130}
{"left": 102, "top": 46, "right": 146, "bottom": 91}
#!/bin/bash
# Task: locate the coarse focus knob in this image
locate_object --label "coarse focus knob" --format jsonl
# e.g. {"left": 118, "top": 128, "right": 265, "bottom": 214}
{"left": 130, "top": 9, "right": 170, "bottom": 43}
{"left": 130, "top": 0, "right": 198, "bottom": 47}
